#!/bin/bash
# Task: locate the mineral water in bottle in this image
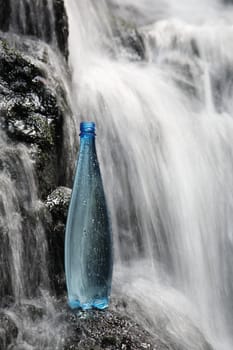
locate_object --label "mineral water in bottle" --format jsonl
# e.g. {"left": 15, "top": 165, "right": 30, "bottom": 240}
{"left": 65, "top": 122, "right": 113, "bottom": 310}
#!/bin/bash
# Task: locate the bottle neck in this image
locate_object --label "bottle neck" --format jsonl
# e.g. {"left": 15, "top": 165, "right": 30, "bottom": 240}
{"left": 79, "top": 122, "right": 96, "bottom": 153}
{"left": 79, "top": 133, "right": 96, "bottom": 155}
{"left": 79, "top": 122, "right": 96, "bottom": 138}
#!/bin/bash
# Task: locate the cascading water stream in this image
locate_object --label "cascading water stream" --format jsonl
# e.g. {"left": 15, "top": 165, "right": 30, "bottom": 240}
{"left": 1, "top": 0, "right": 233, "bottom": 348}
{"left": 0, "top": 131, "right": 49, "bottom": 302}
{"left": 9, "top": 0, "right": 55, "bottom": 43}
{"left": 65, "top": 0, "right": 233, "bottom": 349}
{"left": 0, "top": 1, "right": 73, "bottom": 348}
{"left": 0, "top": 129, "right": 64, "bottom": 349}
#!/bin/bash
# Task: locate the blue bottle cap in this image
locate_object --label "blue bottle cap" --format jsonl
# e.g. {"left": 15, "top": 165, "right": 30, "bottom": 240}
{"left": 80, "top": 122, "right": 96, "bottom": 134}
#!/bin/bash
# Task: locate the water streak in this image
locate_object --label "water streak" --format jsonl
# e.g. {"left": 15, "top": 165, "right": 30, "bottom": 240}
{"left": 66, "top": 0, "right": 233, "bottom": 348}
{"left": 9, "top": 0, "right": 55, "bottom": 44}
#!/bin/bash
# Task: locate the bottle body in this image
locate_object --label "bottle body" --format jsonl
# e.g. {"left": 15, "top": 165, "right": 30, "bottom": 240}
{"left": 65, "top": 122, "right": 113, "bottom": 310}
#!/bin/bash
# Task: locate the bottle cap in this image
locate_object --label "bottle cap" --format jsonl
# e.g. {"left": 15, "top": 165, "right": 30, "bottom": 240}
{"left": 80, "top": 122, "right": 96, "bottom": 134}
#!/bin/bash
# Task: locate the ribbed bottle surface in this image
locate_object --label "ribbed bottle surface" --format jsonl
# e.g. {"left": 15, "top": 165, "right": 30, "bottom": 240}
{"left": 65, "top": 122, "right": 113, "bottom": 310}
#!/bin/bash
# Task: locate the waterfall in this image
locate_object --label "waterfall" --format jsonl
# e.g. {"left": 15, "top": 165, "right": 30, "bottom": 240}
{"left": 65, "top": 0, "right": 233, "bottom": 349}
{"left": 0, "top": 132, "right": 66, "bottom": 349}
{"left": 0, "top": 131, "right": 49, "bottom": 302}
{"left": 0, "top": 0, "right": 68, "bottom": 59}
{"left": 0, "top": 0, "right": 73, "bottom": 347}
{"left": 9, "top": 0, "right": 55, "bottom": 43}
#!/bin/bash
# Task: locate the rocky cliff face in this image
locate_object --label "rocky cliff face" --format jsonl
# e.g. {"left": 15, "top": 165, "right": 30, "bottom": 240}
{"left": 0, "top": 0, "right": 72, "bottom": 302}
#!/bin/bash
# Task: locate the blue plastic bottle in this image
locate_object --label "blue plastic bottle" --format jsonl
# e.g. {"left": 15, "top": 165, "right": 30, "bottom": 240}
{"left": 65, "top": 122, "right": 113, "bottom": 310}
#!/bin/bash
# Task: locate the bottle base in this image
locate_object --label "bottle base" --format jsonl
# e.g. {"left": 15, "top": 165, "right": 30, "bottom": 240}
{"left": 68, "top": 297, "right": 109, "bottom": 311}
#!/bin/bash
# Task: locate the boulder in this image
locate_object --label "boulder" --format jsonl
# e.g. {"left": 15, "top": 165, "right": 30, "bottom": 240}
{"left": 62, "top": 297, "right": 214, "bottom": 350}
{"left": 46, "top": 186, "right": 72, "bottom": 222}
{"left": 63, "top": 306, "right": 163, "bottom": 350}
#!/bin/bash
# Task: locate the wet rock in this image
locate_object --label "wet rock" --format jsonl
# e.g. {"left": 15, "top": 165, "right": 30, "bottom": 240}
{"left": 45, "top": 186, "right": 71, "bottom": 295}
{"left": 119, "top": 27, "right": 145, "bottom": 60}
{"left": 0, "top": 313, "right": 18, "bottom": 349}
{"left": 113, "top": 18, "right": 145, "bottom": 61}
{"left": 0, "top": 0, "right": 11, "bottom": 32}
{"left": 0, "top": 231, "right": 14, "bottom": 300}
{"left": 64, "top": 308, "right": 161, "bottom": 350}
{"left": 17, "top": 304, "right": 45, "bottom": 322}
{"left": 53, "top": 0, "right": 69, "bottom": 59}
{"left": 46, "top": 186, "right": 72, "bottom": 222}
{"left": 62, "top": 297, "right": 214, "bottom": 350}
{"left": 114, "top": 299, "right": 214, "bottom": 350}
{"left": 0, "top": 38, "right": 66, "bottom": 199}
{"left": 130, "top": 31, "right": 145, "bottom": 60}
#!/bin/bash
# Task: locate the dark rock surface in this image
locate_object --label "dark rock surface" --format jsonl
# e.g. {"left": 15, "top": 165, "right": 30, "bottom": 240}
{"left": 0, "top": 313, "right": 18, "bottom": 349}
{"left": 46, "top": 186, "right": 72, "bottom": 222}
{"left": 53, "top": 0, "right": 69, "bottom": 59}
{"left": 112, "top": 18, "right": 145, "bottom": 61}
{"left": 62, "top": 297, "right": 214, "bottom": 350}
{"left": 0, "top": 0, "right": 11, "bottom": 32}
{"left": 63, "top": 305, "right": 165, "bottom": 350}
{"left": 0, "top": 37, "right": 68, "bottom": 199}
{"left": 46, "top": 186, "right": 72, "bottom": 294}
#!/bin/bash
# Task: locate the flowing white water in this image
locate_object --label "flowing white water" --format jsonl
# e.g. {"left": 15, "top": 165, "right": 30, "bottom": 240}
{"left": 66, "top": 0, "right": 233, "bottom": 348}
{"left": 0, "top": 130, "right": 66, "bottom": 349}
{"left": 0, "top": 15, "right": 72, "bottom": 347}
{"left": 0, "top": 131, "right": 49, "bottom": 300}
